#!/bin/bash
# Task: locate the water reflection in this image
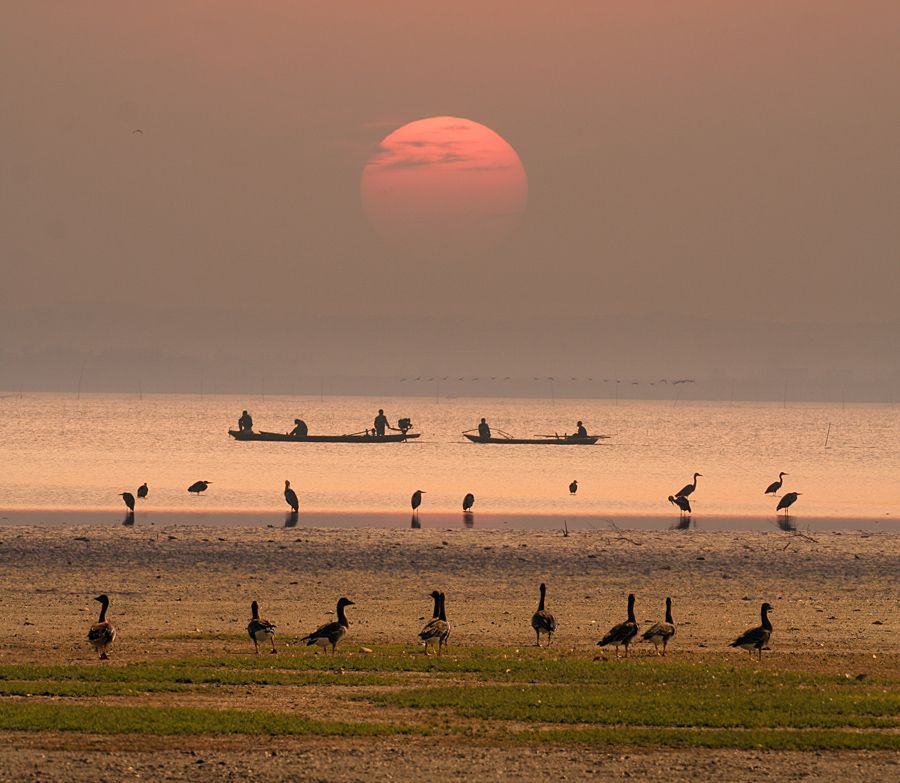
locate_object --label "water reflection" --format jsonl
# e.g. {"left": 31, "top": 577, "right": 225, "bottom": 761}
{"left": 463, "top": 511, "right": 474, "bottom": 528}
{"left": 122, "top": 511, "right": 135, "bottom": 526}
{"left": 670, "top": 516, "right": 691, "bottom": 530}
{"left": 777, "top": 516, "right": 797, "bottom": 532}
{"left": 410, "top": 514, "right": 421, "bottom": 529}
{"left": 284, "top": 510, "right": 299, "bottom": 528}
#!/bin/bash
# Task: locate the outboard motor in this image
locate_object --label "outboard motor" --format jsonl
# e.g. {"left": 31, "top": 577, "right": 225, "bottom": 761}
{"left": 397, "top": 417, "right": 412, "bottom": 434}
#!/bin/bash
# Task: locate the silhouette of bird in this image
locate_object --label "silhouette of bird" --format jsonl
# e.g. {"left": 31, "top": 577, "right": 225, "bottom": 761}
{"left": 642, "top": 597, "right": 676, "bottom": 656}
{"left": 119, "top": 492, "right": 135, "bottom": 512}
{"left": 675, "top": 473, "right": 702, "bottom": 498}
{"left": 300, "top": 597, "right": 354, "bottom": 654}
{"left": 411, "top": 490, "right": 425, "bottom": 519}
{"left": 765, "top": 472, "right": 788, "bottom": 496}
{"left": 87, "top": 594, "right": 117, "bottom": 660}
{"left": 462, "top": 493, "right": 475, "bottom": 512}
{"left": 284, "top": 480, "right": 299, "bottom": 512}
{"left": 730, "top": 602, "right": 773, "bottom": 660}
{"left": 247, "top": 600, "right": 277, "bottom": 654}
{"left": 136, "top": 483, "right": 148, "bottom": 500}
{"left": 597, "top": 593, "right": 639, "bottom": 658}
{"left": 776, "top": 491, "right": 801, "bottom": 515}
{"left": 531, "top": 582, "right": 557, "bottom": 647}
{"left": 187, "top": 480, "right": 211, "bottom": 494}
{"left": 419, "top": 591, "right": 450, "bottom": 655}
{"left": 131, "top": 129, "right": 143, "bottom": 134}
{"left": 569, "top": 480, "right": 578, "bottom": 495}
{"left": 668, "top": 495, "right": 691, "bottom": 517}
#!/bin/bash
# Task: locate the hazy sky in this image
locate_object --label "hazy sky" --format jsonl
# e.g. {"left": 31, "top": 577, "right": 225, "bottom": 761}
{"left": 2, "top": 2, "right": 899, "bottom": 395}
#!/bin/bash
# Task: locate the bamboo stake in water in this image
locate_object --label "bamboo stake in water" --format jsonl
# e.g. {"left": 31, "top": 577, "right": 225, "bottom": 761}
{"left": 824, "top": 422, "right": 832, "bottom": 449}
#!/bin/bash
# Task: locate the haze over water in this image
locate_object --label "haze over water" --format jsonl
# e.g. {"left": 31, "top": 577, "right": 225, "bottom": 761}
{"left": 2, "top": 394, "right": 898, "bottom": 529}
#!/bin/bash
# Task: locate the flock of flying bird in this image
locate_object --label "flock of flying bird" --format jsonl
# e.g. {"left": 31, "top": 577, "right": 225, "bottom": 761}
{"left": 87, "top": 587, "right": 775, "bottom": 662}
{"left": 117, "top": 472, "right": 803, "bottom": 519}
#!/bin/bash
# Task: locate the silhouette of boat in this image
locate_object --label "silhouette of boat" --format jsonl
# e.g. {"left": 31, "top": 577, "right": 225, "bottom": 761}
{"left": 229, "top": 430, "right": 420, "bottom": 443}
{"left": 462, "top": 433, "right": 605, "bottom": 445}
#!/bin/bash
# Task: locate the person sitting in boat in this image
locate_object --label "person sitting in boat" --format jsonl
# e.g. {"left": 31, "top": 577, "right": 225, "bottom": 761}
{"left": 569, "top": 421, "right": 588, "bottom": 439}
{"left": 478, "top": 418, "right": 492, "bottom": 440}
{"left": 238, "top": 410, "right": 253, "bottom": 433}
{"left": 289, "top": 418, "right": 308, "bottom": 438}
{"left": 374, "top": 409, "right": 391, "bottom": 437}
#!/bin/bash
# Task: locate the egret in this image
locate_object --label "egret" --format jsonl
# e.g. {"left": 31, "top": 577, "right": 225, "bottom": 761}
{"left": 87, "top": 594, "right": 117, "bottom": 660}
{"left": 764, "top": 472, "right": 788, "bottom": 496}
{"left": 411, "top": 489, "right": 425, "bottom": 519}
{"left": 187, "top": 480, "right": 211, "bottom": 495}
{"left": 597, "top": 593, "right": 639, "bottom": 658}
{"left": 462, "top": 492, "right": 475, "bottom": 512}
{"left": 776, "top": 491, "right": 801, "bottom": 515}
{"left": 299, "top": 597, "right": 354, "bottom": 655}
{"left": 569, "top": 480, "right": 578, "bottom": 495}
{"left": 136, "top": 483, "right": 149, "bottom": 500}
{"left": 730, "top": 602, "right": 773, "bottom": 660}
{"left": 284, "top": 480, "right": 299, "bottom": 512}
{"left": 119, "top": 492, "right": 135, "bottom": 512}
{"left": 674, "top": 473, "right": 702, "bottom": 498}
{"left": 668, "top": 495, "right": 691, "bottom": 517}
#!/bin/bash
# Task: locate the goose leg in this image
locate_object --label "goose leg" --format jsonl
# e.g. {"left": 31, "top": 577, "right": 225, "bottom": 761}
{"left": 253, "top": 639, "right": 259, "bottom": 655}
{"left": 270, "top": 639, "right": 277, "bottom": 654}
{"left": 535, "top": 629, "right": 541, "bottom": 647}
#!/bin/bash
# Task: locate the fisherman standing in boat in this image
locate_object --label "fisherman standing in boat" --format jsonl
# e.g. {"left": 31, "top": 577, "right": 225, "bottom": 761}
{"left": 373, "top": 409, "right": 391, "bottom": 437}
{"left": 238, "top": 410, "right": 253, "bottom": 433}
{"left": 568, "top": 420, "right": 588, "bottom": 439}
{"left": 478, "top": 417, "right": 492, "bottom": 440}
{"left": 289, "top": 418, "right": 308, "bottom": 438}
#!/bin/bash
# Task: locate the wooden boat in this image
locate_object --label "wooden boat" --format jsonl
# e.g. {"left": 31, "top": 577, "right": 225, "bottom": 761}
{"left": 463, "top": 433, "right": 605, "bottom": 445}
{"left": 229, "top": 430, "right": 420, "bottom": 443}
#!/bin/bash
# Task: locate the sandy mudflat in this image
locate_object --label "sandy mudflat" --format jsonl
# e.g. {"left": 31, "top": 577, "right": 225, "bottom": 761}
{"left": 0, "top": 523, "right": 897, "bottom": 781}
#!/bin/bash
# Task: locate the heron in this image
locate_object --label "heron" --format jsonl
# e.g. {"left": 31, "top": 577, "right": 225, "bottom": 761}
{"left": 188, "top": 480, "right": 211, "bottom": 495}
{"left": 668, "top": 494, "right": 691, "bottom": 517}
{"left": 284, "top": 480, "right": 299, "bottom": 512}
{"left": 462, "top": 493, "right": 475, "bottom": 512}
{"left": 776, "top": 491, "right": 801, "bottom": 516}
{"left": 136, "top": 483, "right": 148, "bottom": 500}
{"left": 764, "top": 472, "right": 788, "bottom": 496}
{"left": 569, "top": 480, "right": 578, "bottom": 495}
{"left": 411, "top": 489, "right": 425, "bottom": 520}
{"left": 675, "top": 473, "right": 702, "bottom": 498}
{"left": 119, "top": 492, "right": 135, "bottom": 512}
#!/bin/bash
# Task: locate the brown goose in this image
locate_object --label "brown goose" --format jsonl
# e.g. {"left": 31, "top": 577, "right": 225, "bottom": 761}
{"left": 641, "top": 597, "right": 675, "bottom": 655}
{"left": 730, "top": 602, "right": 773, "bottom": 660}
{"left": 247, "top": 600, "right": 277, "bottom": 654}
{"left": 87, "top": 594, "right": 117, "bottom": 660}
{"left": 597, "top": 593, "right": 639, "bottom": 657}
{"left": 419, "top": 591, "right": 450, "bottom": 655}
{"left": 531, "top": 582, "right": 557, "bottom": 647}
{"left": 300, "top": 597, "right": 354, "bottom": 654}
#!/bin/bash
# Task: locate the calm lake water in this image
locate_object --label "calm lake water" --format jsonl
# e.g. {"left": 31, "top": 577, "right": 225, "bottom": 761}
{"left": 2, "top": 393, "right": 898, "bottom": 529}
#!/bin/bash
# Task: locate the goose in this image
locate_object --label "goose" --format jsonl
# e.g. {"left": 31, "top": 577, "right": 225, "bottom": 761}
{"left": 597, "top": 593, "right": 639, "bottom": 657}
{"left": 419, "top": 590, "right": 450, "bottom": 655}
{"left": 119, "top": 492, "right": 135, "bottom": 512}
{"left": 188, "top": 480, "right": 211, "bottom": 494}
{"left": 730, "top": 602, "right": 773, "bottom": 660}
{"left": 531, "top": 582, "right": 557, "bottom": 647}
{"left": 247, "top": 600, "right": 277, "bottom": 654}
{"left": 668, "top": 495, "right": 691, "bottom": 517}
{"left": 436, "top": 592, "right": 451, "bottom": 652}
{"left": 136, "top": 483, "right": 149, "bottom": 500}
{"left": 569, "top": 480, "right": 578, "bottom": 495}
{"left": 641, "top": 597, "right": 676, "bottom": 655}
{"left": 764, "top": 472, "right": 787, "bottom": 496}
{"left": 776, "top": 492, "right": 801, "bottom": 515}
{"left": 462, "top": 493, "right": 475, "bottom": 512}
{"left": 674, "top": 473, "right": 702, "bottom": 498}
{"left": 300, "top": 597, "right": 354, "bottom": 654}
{"left": 284, "top": 480, "right": 299, "bottom": 512}
{"left": 87, "top": 594, "right": 117, "bottom": 660}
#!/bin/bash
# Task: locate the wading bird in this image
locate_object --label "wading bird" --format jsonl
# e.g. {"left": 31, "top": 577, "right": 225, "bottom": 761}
{"left": 675, "top": 473, "right": 702, "bottom": 498}
{"left": 764, "top": 472, "right": 788, "bottom": 496}
{"left": 119, "top": 492, "right": 135, "bottom": 512}
{"left": 137, "top": 483, "right": 148, "bottom": 500}
{"left": 87, "top": 594, "right": 117, "bottom": 660}
{"left": 462, "top": 493, "right": 475, "bottom": 512}
{"left": 531, "top": 582, "right": 557, "bottom": 647}
{"left": 668, "top": 495, "right": 691, "bottom": 517}
{"left": 776, "top": 491, "right": 801, "bottom": 516}
{"left": 597, "top": 593, "right": 639, "bottom": 658}
{"left": 411, "top": 489, "right": 425, "bottom": 520}
{"left": 730, "top": 602, "right": 773, "bottom": 660}
{"left": 187, "top": 480, "right": 211, "bottom": 495}
{"left": 247, "top": 600, "right": 277, "bottom": 654}
{"left": 642, "top": 597, "right": 676, "bottom": 656}
{"left": 569, "top": 480, "right": 578, "bottom": 495}
{"left": 284, "top": 480, "right": 299, "bottom": 512}
{"left": 300, "top": 597, "right": 354, "bottom": 654}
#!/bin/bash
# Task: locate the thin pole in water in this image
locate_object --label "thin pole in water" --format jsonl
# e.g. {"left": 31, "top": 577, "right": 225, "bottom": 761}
{"left": 824, "top": 422, "right": 832, "bottom": 449}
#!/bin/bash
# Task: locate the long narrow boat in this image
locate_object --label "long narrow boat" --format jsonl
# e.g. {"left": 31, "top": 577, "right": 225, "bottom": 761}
{"left": 463, "top": 433, "right": 605, "bottom": 445}
{"left": 229, "top": 430, "right": 420, "bottom": 443}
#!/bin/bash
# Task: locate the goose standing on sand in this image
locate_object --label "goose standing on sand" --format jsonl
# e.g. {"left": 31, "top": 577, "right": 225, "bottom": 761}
{"left": 776, "top": 491, "right": 801, "bottom": 516}
{"left": 87, "top": 594, "right": 117, "bottom": 660}
{"left": 531, "top": 582, "right": 557, "bottom": 647}
{"left": 119, "top": 492, "right": 135, "bottom": 512}
{"left": 764, "top": 472, "right": 788, "bottom": 496}
{"left": 247, "top": 600, "right": 277, "bottom": 654}
{"left": 284, "top": 480, "right": 299, "bottom": 513}
{"left": 411, "top": 490, "right": 425, "bottom": 520}
{"left": 300, "top": 597, "right": 354, "bottom": 654}
{"left": 188, "top": 480, "right": 211, "bottom": 495}
{"left": 419, "top": 591, "right": 450, "bottom": 655}
{"left": 569, "top": 480, "right": 578, "bottom": 495}
{"left": 668, "top": 495, "right": 691, "bottom": 517}
{"left": 137, "top": 483, "right": 149, "bottom": 500}
{"left": 675, "top": 473, "right": 702, "bottom": 499}
{"left": 462, "top": 493, "right": 475, "bottom": 512}
{"left": 730, "top": 602, "right": 773, "bottom": 660}
{"left": 642, "top": 597, "right": 676, "bottom": 655}
{"left": 597, "top": 593, "right": 639, "bottom": 658}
